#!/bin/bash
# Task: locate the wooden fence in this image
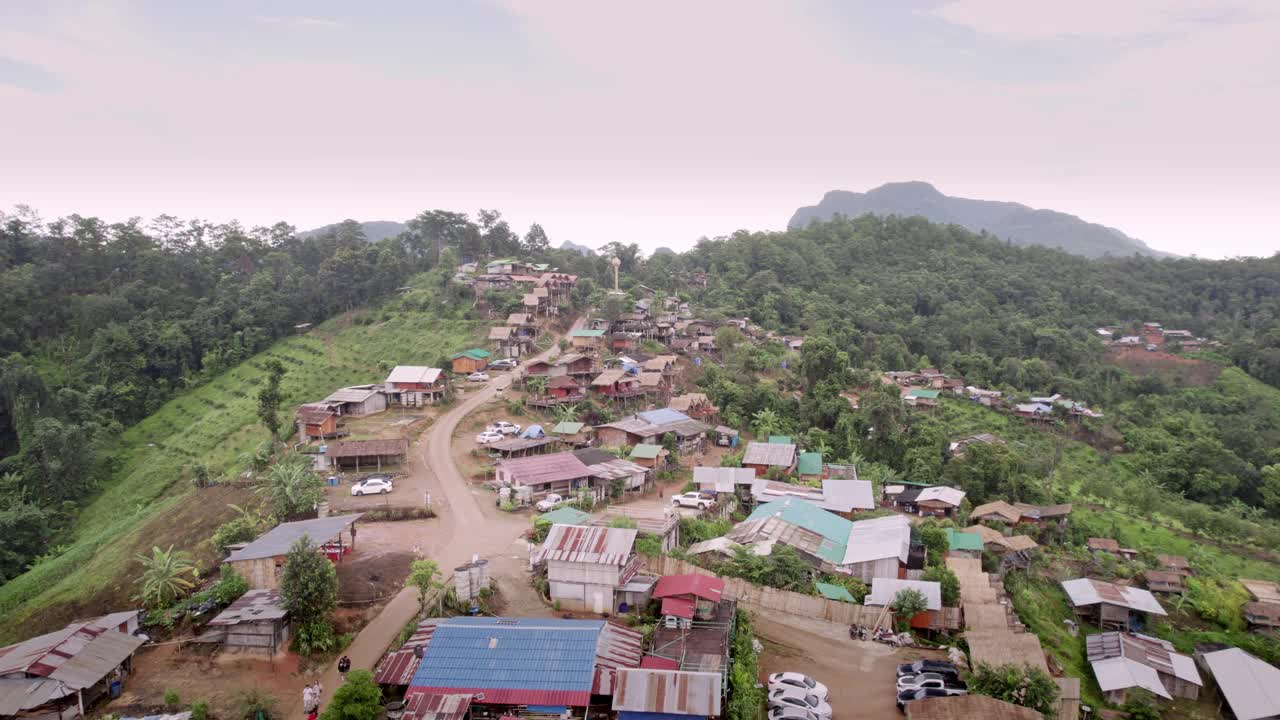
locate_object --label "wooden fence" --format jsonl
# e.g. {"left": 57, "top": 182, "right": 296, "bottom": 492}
{"left": 645, "top": 555, "right": 888, "bottom": 626}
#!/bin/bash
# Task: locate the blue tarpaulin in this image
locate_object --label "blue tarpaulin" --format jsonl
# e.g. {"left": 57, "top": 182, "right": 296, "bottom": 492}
{"left": 527, "top": 706, "right": 567, "bottom": 714}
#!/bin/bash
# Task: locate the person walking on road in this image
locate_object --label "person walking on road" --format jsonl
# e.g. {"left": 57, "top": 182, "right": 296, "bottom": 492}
{"left": 338, "top": 655, "right": 351, "bottom": 678}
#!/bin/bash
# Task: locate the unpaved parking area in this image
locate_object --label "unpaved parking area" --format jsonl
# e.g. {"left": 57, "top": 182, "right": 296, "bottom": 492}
{"left": 754, "top": 611, "right": 948, "bottom": 719}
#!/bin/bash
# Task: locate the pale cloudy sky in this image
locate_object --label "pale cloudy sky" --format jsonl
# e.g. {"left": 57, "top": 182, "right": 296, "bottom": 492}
{"left": 1, "top": 0, "right": 1277, "bottom": 258}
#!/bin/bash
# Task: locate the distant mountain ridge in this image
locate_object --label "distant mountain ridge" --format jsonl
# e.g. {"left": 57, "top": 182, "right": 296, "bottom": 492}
{"left": 789, "top": 181, "right": 1171, "bottom": 259}
{"left": 559, "top": 240, "right": 595, "bottom": 256}
{"left": 299, "top": 220, "right": 407, "bottom": 242}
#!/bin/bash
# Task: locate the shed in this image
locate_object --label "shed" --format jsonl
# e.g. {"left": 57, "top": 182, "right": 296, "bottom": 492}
{"left": 323, "top": 385, "right": 388, "bottom": 417}
{"left": 913, "top": 486, "right": 965, "bottom": 518}
{"left": 741, "top": 441, "right": 797, "bottom": 476}
{"left": 225, "top": 514, "right": 362, "bottom": 589}
{"left": 1199, "top": 647, "right": 1280, "bottom": 720}
{"left": 629, "top": 444, "right": 665, "bottom": 470}
{"left": 295, "top": 404, "right": 339, "bottom": 441}
{"left": 1087, "top": 631, "right": 1201, "bottom": 703}
{"left": 1144, "top": 570, "right": 1185, "bottom": 595}
{"left": 944, "top": 528, "right": 984, "bottom": 558}
{"left": 205, "top": 589, "right": 289, "bottom": 653}
{"left": 865, "top": 578, "right": 942, "bottom": 630}
{"left": 539, "top": 506, "right": 591, "bottom": 527}
{"left": 570, "top": 328, "right": 606, "bottom": 349}
{"left": 1062, "top": 578, "right": 1167, "bottom": 629}
{"left": 905, "top": 695, "right": 1044, "bottom": 719}
{"left": 652, "top": 575, "right": 726, "bottom": 622}
{"left": 326, "top": 438, "right": 409, "bottom": 470}
{"left": 840, "top": 514, "right": 912, "bottom": 582}
{"left": 449, "top": 348, "right": 491, "bottom": 374}
{"left": 612, "top": 669, "right": 722, "bottom": 719}
{"left": 536, "top": 525, "right": 641, "bottom": 613}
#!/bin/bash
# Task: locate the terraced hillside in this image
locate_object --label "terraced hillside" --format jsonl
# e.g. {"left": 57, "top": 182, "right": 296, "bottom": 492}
{"left": 0, "top": 285, "right": 480, "bottom": 643}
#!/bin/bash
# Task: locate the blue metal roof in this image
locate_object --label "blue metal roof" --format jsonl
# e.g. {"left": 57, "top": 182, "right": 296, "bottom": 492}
{"left": 409, "top": 617, "right": 605, "bottom": 700}
{"left": 637, "top": 408, "right": 691, "bottom": 425}
{"left": 619, "top": 713, "right": 707, "bottom": 720}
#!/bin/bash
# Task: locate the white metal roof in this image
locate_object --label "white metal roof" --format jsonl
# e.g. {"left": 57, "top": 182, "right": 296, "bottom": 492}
{"left": 916, "top": 486, "right": 966, "bottom": 507}
{"left": 686, "top": 537, "right": 742, "bottom": 556}
{"left": 1091, "top": 656, "right": 1171, "bottom": 699}
{"left": 841, "top": 514, "right": 911, "bottom": 566}
{"left": 693, "top": 466, "right": 757, "bottom": 493}
{"left": 1060, "top": 578, "right": 1167, "bottom": 615}
{"left": 385, "top": 366, "right": 442, "bottom": 384}
{"left": 226, "top": 514, "right": 363, "bottom": 562}
{"left": 1202, "top": 648, "right": 1280, "bottom": 720}
{"left": 864, "top": 578, "right": 942, "bottom": 611}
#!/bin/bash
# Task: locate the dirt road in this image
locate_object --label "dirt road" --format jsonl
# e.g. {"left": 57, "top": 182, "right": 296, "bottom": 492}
{"left": 308, "top": 320, "right": 581, "bottom": 714}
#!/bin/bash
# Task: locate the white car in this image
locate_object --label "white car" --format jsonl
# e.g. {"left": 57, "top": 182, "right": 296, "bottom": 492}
{"left": 475, "top": 430, "right": 503, "bottom": 444}
{"left": 768, "top": 707, "right": 820, "bottom": 720}
{"left": 489, "top": 421, "right": 522, "bottom": 435}
{"left": 671, "top": 492, "right": 715, "bottom": 510}
{"left": 768, "top": 673, "right": 829, "bottom": 702}
{"left": 467, "top": 371, "right": 490, "bottom": 382}
{"left": 767, "top": 689, "right": 831, "bottom": 720}
{"left": 535, "top": 493, "right": 564, "bottom": 512}
{"left": 350, "top": 475, "right": 393, "bottom": 496}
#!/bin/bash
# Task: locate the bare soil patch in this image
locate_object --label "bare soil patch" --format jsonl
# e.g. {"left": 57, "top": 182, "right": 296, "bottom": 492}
{"left": 1105, "top": 346, "right": 1222, "bottom": 387}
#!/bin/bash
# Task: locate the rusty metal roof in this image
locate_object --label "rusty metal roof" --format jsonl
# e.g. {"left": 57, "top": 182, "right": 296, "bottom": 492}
{"left": 497, "top": 451, "right": 592, "bottom": 486}
{"left": 326, "top": 438, "right": 409, "bottom": 458}
{"left": 401, "top": 690, "right": 471, "bottom": 720}
{"left": 206, "top": 589, "right": 286, "bottom": 626}
{"left": 536, "top": 525, "right": 637, "bottom": 566}
{"left": 375, "top": 621, "right": 440, "bottom": 686}
{"left": 295, "top": 403, "right": 337, "bottom": 424}
{"left": 0, "top": 611, "right": 139, "bottom": 678}
{"left": 612, "top": 669, "right": 723, "bottom": 716}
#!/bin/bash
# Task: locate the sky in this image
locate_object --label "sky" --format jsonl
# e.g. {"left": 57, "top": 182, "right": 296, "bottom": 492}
{"left": 1, "top": 0, "right": 1277, "bottom": 259}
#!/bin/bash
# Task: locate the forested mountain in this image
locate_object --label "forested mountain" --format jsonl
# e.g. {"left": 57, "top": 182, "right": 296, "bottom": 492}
{"left": 559, "top": 239, "right": 595, "bottom": 256}
{"left": 299, "top": 220, "right": 407, "bottom": 242}
{"left": 789, "top": 181, "right": 1169, "bottom": 259}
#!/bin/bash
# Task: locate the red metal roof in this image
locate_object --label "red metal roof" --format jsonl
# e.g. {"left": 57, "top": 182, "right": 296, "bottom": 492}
{"left": 640, "top": 656, "right": 680, "bottom": 670}
{"left": 374, "top": 622, "right": 437, "bottom": 686}
{"left": 661, "top": 597, "right": 697, "bottom": 620}
{"left": 652, "top": 574, "right": 725, "bottom": 603}
{"left": 401, "top": 691, "right": 471, "bottom": 720}
{"left": 498, "top": 451, "right": 593, "bottom": 486}
{"left": 412, "top": 686, "right": 591, "bottom": 707}
{"left": 536, "top": 524, "right": 638, "bottom": 566}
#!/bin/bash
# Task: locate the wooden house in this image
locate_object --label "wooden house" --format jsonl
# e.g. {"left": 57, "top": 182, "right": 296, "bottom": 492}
{"left": 322, "top": 385, "right": 388, "bottom": 417}
{"left": 913, "top": 486, "right": 965, "bottom": 518}
{"left": 669, "top": 392, "right": 718, "bottom": 422}
{"left": 534, "top": 524, "right": 641, "bottom": 613}
{"left": 522, "top": 358, "right": 554, "bottom": 385}
{"left": 1243, "top": 601, "right": 1280, "bottom": 633}
{"left": 629, "top": 443, "right": 666, "bottom": 471}
{"left": 449, "top": 348, "right": 491, "bottom": 374}
{"left": 525, "top": 375, "right": 587, "bottom": 409}
{"left": 570, "top": 328, "right": 606, "bottom": 351}
{"left": 494, "top": 451, "right": 595, "bottom": 501}
{"left": 554, "top": 352, "right": 596, "bottom": 381}
{"left": 1086, "top": 632, "right": 1201, "bottom": 704}
{"left": 1062, "top": 578, "right": 1167, "bottom": 629}
{"left": 969, "top": 500, "right": 1024, "bottom": 525}
{"left": 741, "top": 440, "right": 797, "bottom": 476}
{"left": 550, "top": 421, "right": 592, "bottom": 446}
{"left": 326, "top": 438, "right": 409, "bottom": 470}
{"left": 295, "top": 403, "right": 339, "bottom": 441}
{"left": 593, "top": 409, "right": 708, "bottom": 451}
{"left": 488, "top": 325, "right": 528, "bottom": 357}
{"left": 591, "top": 369, "right": 644, "bottom": 402}
{"left": 1157, "top": 554, "right": 1192, "bottom": 576}
{"left": 611, "top": 332, "right": 640, "bottom": 353}
{"left": 204, "top": 589, "right": 289, "bottom": 654}
{"left": 383, "top": 365, "right": 449, "bottom": 405}
{"left": 1144, "top": 570, "right": 1185, "bottom": 595}
{"left": 225, "top": 514, "right": 362, "bottom": 589}
{"left": 905, "top": 387, "right": 941, "bottom": 408}
{"left": 1088, "top": 537, "right": 1137, "bottom": 560}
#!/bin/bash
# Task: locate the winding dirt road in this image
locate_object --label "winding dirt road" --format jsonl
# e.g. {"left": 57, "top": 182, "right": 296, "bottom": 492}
{"left": 309, "top": 318, "right": 581, "bottom": 712}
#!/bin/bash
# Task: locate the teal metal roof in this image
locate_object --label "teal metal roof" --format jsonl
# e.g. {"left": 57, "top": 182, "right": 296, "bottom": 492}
{"left": 815, "top": 582, "right": 855, "bottom": 602}
{"left": 538, "top": 507, "right": 590, "bottom": 526}
{"left": 747, "top": 498, "right": 853, "bottom": 546}
{"left": 945, "top": 528, "right": 984, "bottom": 552}
{"left": 768, "top": 435, "right": 793, "bottom": 444}
{"left": 797, "top": 452, "right": 823, "bottom": 476}
{"left": 907, "top": 388, "right": 941, "bottom": 399}
{"left": 551, "top": 421, "right": 585, "bottom": 435}
{"left": 450, "top": 348, "right": 492, "bottom": 360}
{"left": 570, "top": 329, "right": 605, "bottom": 337}
{"left": 630, "top": 444, "right": 662, "bottom": 459}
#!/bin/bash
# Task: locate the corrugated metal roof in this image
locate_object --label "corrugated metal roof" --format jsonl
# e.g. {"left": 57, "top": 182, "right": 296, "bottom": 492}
{"left": 385, "top": 366, "right": 443, "bottom": 384}
{"left": 612, "top": 669, "right": 722, "bottom": 717}
{"left": 1202, "top": 648, "right": 1280, "bottom": 720}
{"left": 906, "top": 695, "right": 1043, "bottom": 720}
{"left": 551, "top": 421, "right": 585, "bottom": 435}
{"left": 1061, "top": 578, "right": 1167, "bottom": 615}
{"left": 539, "top": 507, "right": 591, "bottom": 526}
{"left": 842, "top": 514, "right": 912, "bottom": 566}
{"left": 815, "top": 582, "right": 855, "bottom": 602}
{"left": 570, "top": 329, "right": 606, "bottom": 337}
{"left": 653, "top": 575, "right": 725, "bottom": 603}
{"left": 324, "top": 386, "right": 380, "bottom": 403}
{"left": 1091, "top": 656, "right": 1171, "bottom": 699}
{"left": 741, "top": 441, "right": 796, "bottom": 467}
{"left": 296, "top": 404, "right": 337, "bottom": 424}
{"left": 631, "top": 444, "right": 663, "bottom": 460}
{"left": 585, "top": 458, "right": 650, "bottom": 482}
{"left": 916, "top": 486, "right": 965, "bottom": 506}
{"left": 745, "top": 499, "right": 851, "bottom": 545}
{"left": 0, "top": 677, "right": 69, "bottom": 715}
{"left": 0, "top": 612, "right": 139, "bottom": 678}
{"left": 536, "top": 525, "right": 638, "bottom": 566}
{"left": 637, "top": 408, "right": 691, "bottom": 425}
{"left": 326, "top": 439, "right": 409, "bottom": 458}
{"left": 497, "top": 452, "right": 592, "bottom": 487}
{"left": 660, "top": 597, "right": 696, "bottom": 620}
{"left": 408, "top": 618, "right": 620, "bottom": 707}
{"left": 797, "top": 453, "right": 823, "bottom": 476}
{"left": 207, "top": 589, "right": 286, "bottom": 625}
{"left": 401, "top": 690, "right": 471, "bottom": 720}
{"left": 865, "top": 578, "right": 943, "bottom": 611}
{"left": 449, "top": 348, "right": 491, "bottom": 360}
{"left": 48, "top": 630, "right": 145, "bottom": 689}
{"left": 226, "top": 514, "right": 362, "bottom": 562}
{"left": 375, "top": 621, "right": 439, "bottom": 686}
{"left": 945, "top": 528, "right": 984, "bottom": 552}
{"left": 693, "top": 467, "right": 756, "bottom": 493}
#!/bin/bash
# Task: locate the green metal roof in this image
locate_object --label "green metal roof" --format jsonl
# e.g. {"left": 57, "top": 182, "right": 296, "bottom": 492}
{"left": 746, "top": 498, "right": 853, "bottom": 555}
{"left": 768, "top": 435, "right": 793, "bottom": 444}
{"left": 945, "top": 528, "right": 984, "bottom": 552}
{"left": 797, "top": 452, "right": 823, "bottom": 476}
{"left": 538, "top": 506, "right": 590, "bottom": 526}
{"left": 815, "top": 582, "right": 855, "bottom": 603}
{"left": 551, "top": 421, "right": 585, "bottom": 435}
{"left": 907, "top": 388, "right": 941, "bottom": 399}
{"left": 630, "top": 444, "right": 662, "bottom": 459}
{"left": 450, "top": 348, "right": 492, "bottom": 360}
{"left": 570, "top": 329, "right": 605, "bottom": 338}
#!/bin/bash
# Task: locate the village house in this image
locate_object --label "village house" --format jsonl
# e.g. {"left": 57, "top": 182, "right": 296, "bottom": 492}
{"left": 225, "top": 514, "right": 362, "bottom": 589}
{"left": 575, "top": 448, "right": 650, "bottom": 494}
{"left": 864, "top": 578, "right": 943, "bottom": 631}
{"left": 748, "top": 476, "right": 875, "bottom": 518}
{"left": 323, "top": 385, "right": 388, "bottom": 417}
{"left": 295, "top": 403, "right": 339, "bottom": 442}
{"left": 947, "top": 433, "right": 1005, "bottom": 459}
{"left": 1087, "top": 537, "right": 1138, "bottom": 560}
{"left": 968, "top": 500, "right": 1024, "bottom": 525}
{"left": 1144, "top": 570, "right": 1186, "bottom": 595}
{"left": 590, "top": 369, "right": 645, "bottom": 403}
{"left": 652, "top": 575, "right": 726, "bottom": 624}
{"left": 1014, "top": 402, "right": 1054, "bottom": 421}
{"left": 1198, "top": 647, "right": 1280, "bottom": 720}
{"left": 536, "top": 524, "right": 643, "bottom": 613}
{"left": 905, "top": 388, "right": 941, "bottom": 408}
{"left": 913, "top": 486, "right": 966, "bottom": 518}
{"left": 637, "top": 371, "right": 669, "bottom": 401}
{"left": 1062, "top": 578, "right": 1167, "bottom": 630}
{"left": 1087, "top": 632, "right": 1201, "bottom": 704}
{"left": 383, "top": 365, "right": 449, "bottom": 406}
{"left": 944, "top": 528, "right": 985, "bottom": 559}
{"left": 965, "top": 386, "right": 1004, "bottom": 408}
{"left": 550, "top": 421, "right": 592, "bottom": 447}
{"left": 612, "top": 668, "right": 722, "bottom": 720}
{"left": 727, "top": 498, "right": 851, "bottom": 571}
{"left": 326, "top": 438, "right": 409, "bottom": 471}
{"left": 448, "top": 348, "right": 491, "bottom": 374}
{"left": 570, "top": 328, "right": 606, "bottom": 351}
{"left": 1243, "top": 601, "right": 1280, "bottom": 634}
{"left": 202, "top": 589, "right": 289, "bottom": 654}
{"left": 669, "top": 393, "right": 718, "bottom": 422}
{"left": 969, "top": 500, "right": 1073, "bottom": 528}
{"left": 1157, "top": 554, "right": 1192, "bottom": 576}
{"left": 905, "top": 695, "right": 1044, "bottom": 720}
{"left": 494, "top": 451, "right": 596, "bottom": 502}
{"left": 488, "top": 324, "right": 529, "bottom": 358}
{"left": 741, "top": 440, "right": 797, "bottom": 476}
{"left": 401, "top": 616, "right": 643, "bottom": 720}
{"left": 594, "top": 408, "right": 709, "bottom": 451}
{"left": 842, "top": 514, "right": 914, "bottom": 582}
{"left": 0, "top": 611, "right": 144, "bottom": 720}
{"left": 526, "top": 375, "right": 587, "bottom": 409}
{"left": 555, "top": 352, "right": 597, "bottom": 382}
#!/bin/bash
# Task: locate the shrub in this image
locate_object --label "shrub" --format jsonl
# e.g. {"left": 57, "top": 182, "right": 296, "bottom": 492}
{"left": 318, "top": 670, "right": 382, "bottom": 720}
{"left": 191, "top": 700, "right": 209, "bottom": 720}
{"left": 211, "top": 515, "right": 262, "bottom": 554}
{"left": 235, "top": 688, "right": 277, "bottom": 720}
{"left": 292, "top": 620, "right": 340, "bottom": 656}
{"left": 966, "top": 662, "right": 1059, "bottom": 716}
{"left": 212, "top": 567, "right": 249, "bottom": 605}
{"left": 164, "top": 690, "right": 181, "bottom": 708}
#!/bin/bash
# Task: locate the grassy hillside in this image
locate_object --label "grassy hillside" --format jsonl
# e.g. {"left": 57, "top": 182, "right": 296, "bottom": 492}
{"left": 0, "top": 283, "right": 481, "bottom": 643}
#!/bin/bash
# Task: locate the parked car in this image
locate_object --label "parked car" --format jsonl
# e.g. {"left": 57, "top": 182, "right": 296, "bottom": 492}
{"left": 475, "top": 429, "right": 504, "bottom": 444}
{"left": 767, "top": 689, "right": 831, "bottom": 720}
{"left": 671, "top": 491, "right": 716, "bottom": 510}
{"left": 768, "top": 673, "right": 829, "bottom": 702}
{"left": 896, "top": 688, "right": 950, "bottom": 712}
{"left": 350, "top": 475, "right": 393, "bottom": 496}
{"left": 467, "top": 371, "right": 490, "bottom": 382}
{"left": 535, "top": 493, "right": 564, "bottom": 512}
{"left": 896, "top": 660, "right": 959, "bottom": 680}
{"left": 896, "top": 673, "right": 967, "bottom": 693}
{"left": 768, "top": 707, "right": 821, "bottom": 720}
{"left": 490, "top": 421, "right": 522, "bottom": 435}
{"left": 490, "top": 358, "right": 518, "bottom": 370}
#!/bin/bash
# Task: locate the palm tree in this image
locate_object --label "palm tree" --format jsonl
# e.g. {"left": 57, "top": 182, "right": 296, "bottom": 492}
{"left": 752, "top": 408, "right": 782, "bottom": 439}
{"left": 137, "top": 545, "right": 197, "bottom": 608}
{"left": 553, "top": 403, "right": 581, "bottom": 424}
{"left": 526, "top": 376, "right": 548, "bottom": 397}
